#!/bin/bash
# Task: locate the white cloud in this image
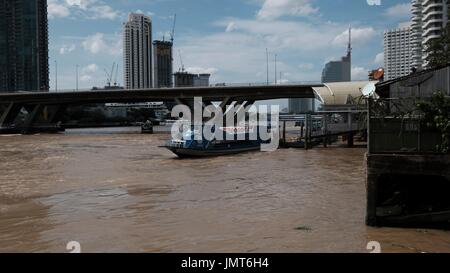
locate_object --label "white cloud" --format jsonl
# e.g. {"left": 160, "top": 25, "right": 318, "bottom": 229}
{"left": 332, "top": 27, "right": 377, "bottom": 46}
{"left": 48, "top": 0, "right": 120, "bottom": 20}
{"left": 257, "top": 0, "right": 319, "bottom": 20}
{"left": 81, "top": 33, "right": 122, "bottom": 55}
{"left": 82, "top": 63, "right": 99, "bottom": 74}
{"left": 374, "top": 52, "right": 384, "bottom": 65}
{"left": 82, "top": 33, "right": 106, "bottom": 54}
{"left": 79, "top": 64, "right": 99, "bottom": 82}
{"left": 88, "top": 4, "right": 120, "bottom": 20}
{"left": 176, "top": 16, "right": 379, "bottom": 83}
{"left": 298, "top": 63, "right": 314, "bottom": 70}
{"left": 59, "top": 44, "right": 76, "bottom": 55}
{"left": 214, "top": 19, "right": 353, "bottom": 51}
{"left": 351, "top": 66, "right": 368, "bottom": 81}
{"left": 80, "top": 75, "right": 92, "bottom": 82}
{"left": 384, "top": 3, "right": 411, "bottom": 19}
{"left": 134, "top": 9, "right": 154, "bottom": 17}
{"left": 225, "top": 22, "right": 237, "bottom": 32}
{"left": 48, "top": 0, "right": 70, "bottom": 18}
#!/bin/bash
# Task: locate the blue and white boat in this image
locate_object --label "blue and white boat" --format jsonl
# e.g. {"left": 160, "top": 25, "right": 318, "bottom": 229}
{"left": 163, "top": 126, "right": 268, "bottom": 158}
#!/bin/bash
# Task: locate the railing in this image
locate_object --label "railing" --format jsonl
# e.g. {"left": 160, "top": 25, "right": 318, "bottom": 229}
{"left": 368, "top": 97, "right": 442, "bottom": 154}
{"left": 2, "top": 81, "right": 323, "bottom": 94}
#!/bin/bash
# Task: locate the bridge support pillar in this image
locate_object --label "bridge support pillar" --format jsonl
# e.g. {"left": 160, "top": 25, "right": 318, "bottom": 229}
{"left": 21, "top": 104, "right": 44, "bottom": 134}
{"left": 0, "top": 103, "right": 23, "bottom": 128}
{"left": 48, "top": 104, "right": 67, "bottom": 124}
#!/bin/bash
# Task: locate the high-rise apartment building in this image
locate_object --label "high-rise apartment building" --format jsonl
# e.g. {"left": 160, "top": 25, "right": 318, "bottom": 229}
{"left": 382, "top": 1, "right": 449, "bottom": 79}
{"left": 384, "top": 27, "right": 413, "bottom": 80}
{"left": 123, "top": 13, "right": 153, "bottom": 89}
{"left": 411, "top": 0, "right": 424, "bottom": 68}
{"left": 411, "top": 0, "right": 449, "bottom": 68}
{"left": 153, "top": 40, "right": 173, "bottom": 88}
{"left": 0, "top": 0, "right": 49, "bottom": 92}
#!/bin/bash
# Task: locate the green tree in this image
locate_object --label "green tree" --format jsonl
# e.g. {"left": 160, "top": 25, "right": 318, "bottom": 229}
{"left": 424, "top": 24, "right": 450, "bottom": 69}
{"left": 417, "top": 92, "right": 450, "bottom": 153}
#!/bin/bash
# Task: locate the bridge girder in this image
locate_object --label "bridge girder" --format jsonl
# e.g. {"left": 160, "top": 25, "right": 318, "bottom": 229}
{"left": 0, "top": 85, "right": 322, "bottom": 134}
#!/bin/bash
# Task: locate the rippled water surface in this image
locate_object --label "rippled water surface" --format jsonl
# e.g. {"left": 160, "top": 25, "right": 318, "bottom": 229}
{"left": 1, "top": 128, "right": 450, "bottom": 253}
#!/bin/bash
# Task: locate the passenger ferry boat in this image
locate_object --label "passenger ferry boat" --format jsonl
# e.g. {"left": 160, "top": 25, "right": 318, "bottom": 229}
{"left": 163, "top": 125, "right": 269, "bottom": 158}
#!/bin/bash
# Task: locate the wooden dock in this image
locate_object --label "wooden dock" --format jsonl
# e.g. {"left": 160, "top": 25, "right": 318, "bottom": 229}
{"left": 279, "top": 112, "right": 367, "bottom": 149}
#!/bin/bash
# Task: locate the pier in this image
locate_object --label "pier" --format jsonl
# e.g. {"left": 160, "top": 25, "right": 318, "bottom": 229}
{"left": 279, "top": 109, "right": 367, "bottom": 149}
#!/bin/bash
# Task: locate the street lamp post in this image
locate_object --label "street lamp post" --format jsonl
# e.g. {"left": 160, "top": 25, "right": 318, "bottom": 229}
{"left": 274, "top": 54, "right": 277, "bottom": 85}
{"left": 76, "top": 64, "right": 79, "bottom": 92}
{"left": 266, "top": 48, "right": 269, "bottom": 86}
{"left": 55, "top": 60, "right": 58, "bottom": 92}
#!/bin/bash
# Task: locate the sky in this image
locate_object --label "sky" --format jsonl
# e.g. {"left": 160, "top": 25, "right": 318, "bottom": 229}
{"left": 47, "top": 0, "right": 413, "bottom": 90}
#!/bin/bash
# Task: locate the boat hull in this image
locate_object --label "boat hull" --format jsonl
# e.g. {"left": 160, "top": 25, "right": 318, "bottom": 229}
{"left": 164, "top": 145, "right": 261, "bottom": 158}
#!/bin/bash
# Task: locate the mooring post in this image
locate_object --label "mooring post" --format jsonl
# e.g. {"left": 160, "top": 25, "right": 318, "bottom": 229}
{"left": 323, "top": 114, "right": 328, "bottom": 148}
{"left": 304, "top": 114, "right": 310, "bottom": 150}
{"left": 300, "top": 122, "right": 304, "bottom": 138}
{"left": 348, "top": 111, "right": 354, "bottom": 148}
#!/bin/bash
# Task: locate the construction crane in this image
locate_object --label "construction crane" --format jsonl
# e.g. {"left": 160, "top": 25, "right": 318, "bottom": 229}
{"left": 178, "top": 50, "right": 185, "bottom": 72}
{"left": 104, "top": 69, "right": 111, "bottom": 87}
{"left": 113, "top": 63, "right": 119, "bottom": 86}
{"left": 104, "top": 62, "right": 116, "bottom": 87}
{"left": 170, "top": 14, "right": 177, "bottom": 44}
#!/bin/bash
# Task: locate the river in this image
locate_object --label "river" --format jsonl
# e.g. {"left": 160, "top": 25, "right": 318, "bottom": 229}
{"left": 1, "top": 128, "right": 449, "bottom": 253}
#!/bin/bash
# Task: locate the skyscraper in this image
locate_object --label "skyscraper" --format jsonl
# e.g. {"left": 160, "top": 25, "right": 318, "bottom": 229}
{"left": 123, "top": 13, "right": 153, "bottom": 90}
{"left": 321, "top": 28, "right": 352, "bottom": 83}
{"left": 0, "top": 0, "right": 49, "bottom": 92}
{"left": 153, "top": 40, "right": 173, "bottom": 88}
{"left": 411, "top": 0, "right": 449, "bottom": 68}
{"left": 411, "top": 0, "right": 424, "bottom": 68}
{"left": 384, "top": 27, "right": 413, "bottom": 80}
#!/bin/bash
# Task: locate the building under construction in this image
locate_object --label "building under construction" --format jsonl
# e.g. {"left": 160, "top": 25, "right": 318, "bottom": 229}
{"left": 174, "top": 72, "right": 210, "bottom": 87}
{"left": 153, "top": 40, "right": 173, "bottom": 88}
{"left": 0, "top": 0, "right": 49, "bottom": 92}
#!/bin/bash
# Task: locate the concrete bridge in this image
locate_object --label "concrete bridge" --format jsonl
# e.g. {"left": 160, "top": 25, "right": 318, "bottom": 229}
{"left": 0, "top": 84, "right": 322, "bottom": 133}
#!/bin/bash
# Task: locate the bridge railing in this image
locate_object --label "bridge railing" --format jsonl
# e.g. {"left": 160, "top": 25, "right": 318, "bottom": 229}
{"left": 3, "top": 81, "right": 323, "bottom": 94}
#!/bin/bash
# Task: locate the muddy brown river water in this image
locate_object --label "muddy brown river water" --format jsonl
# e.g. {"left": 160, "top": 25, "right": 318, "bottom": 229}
{"left": 1, "top": 128, "right": 450, "bottom": 253}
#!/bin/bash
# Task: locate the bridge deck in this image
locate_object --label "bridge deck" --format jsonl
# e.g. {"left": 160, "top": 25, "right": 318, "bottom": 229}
{"left": 0, "top": 85, "right": 322, "bottom": 105}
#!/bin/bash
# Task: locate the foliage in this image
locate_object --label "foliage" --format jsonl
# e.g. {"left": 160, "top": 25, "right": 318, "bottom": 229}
{"left": 424, "top": 25, "right": 450, "bottom": 69}
{"left": 417, "top": 92, "right": 450, "bottom": 153}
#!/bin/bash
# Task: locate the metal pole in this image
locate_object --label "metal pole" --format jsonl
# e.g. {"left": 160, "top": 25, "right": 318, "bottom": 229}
{"left": 323, "top": 114, "right": 328, "bottom": 148}
{"left": 266, "top": 48, "right": 269, "bottom": 85}
{"left": 305, "top": 114, "right": 310, "bottom": 150}
{"left": 55, "top": 60, "right": 58, "bottom": 92}
{"left": 274, "top": 54, "right": 277, "bottom": 85}
{"left": 76, "top": 65, "right": 79, "bottom": 92}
